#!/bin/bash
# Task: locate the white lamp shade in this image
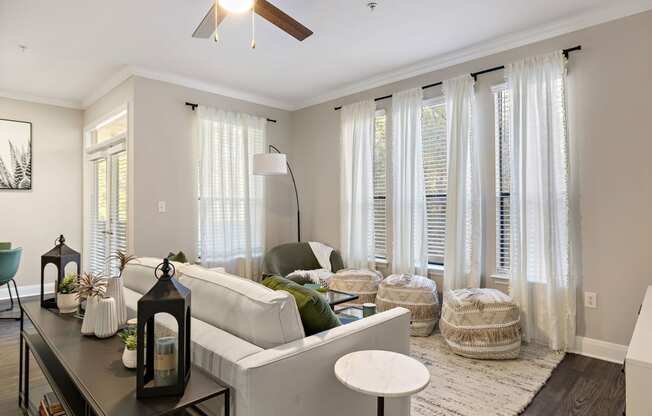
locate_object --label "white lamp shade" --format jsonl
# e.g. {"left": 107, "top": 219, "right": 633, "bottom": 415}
{"left": 253, "top": 153, "right": 288, "bottom": 176}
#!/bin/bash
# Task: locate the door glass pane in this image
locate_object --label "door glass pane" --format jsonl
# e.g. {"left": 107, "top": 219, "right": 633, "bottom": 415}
{"left": 89, "top": 159, "right": 108, "bottom": 275}
{"left": 109, "top": 151, "right": 128, "bottom": 276}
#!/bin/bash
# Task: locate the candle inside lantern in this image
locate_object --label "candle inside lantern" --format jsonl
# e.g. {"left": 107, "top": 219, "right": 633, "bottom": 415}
{"left": 154, "top": 336, "right": 177, "bottom": 386}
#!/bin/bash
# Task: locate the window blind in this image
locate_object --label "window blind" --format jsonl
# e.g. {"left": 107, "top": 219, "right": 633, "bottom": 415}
{"left": 109, "top": 151, "right": 128, "bottom": 276}
{"left": 422, "top": 101, "right": 447, "bottom": 265}
{"left": 494, "top": 87, "right": 512, "bottom": 276}
{"left": 88, "top": 158, "right": 108, "bottom": 276}
{"left": 373, "top": 110, "right": 388, "bottom": 259}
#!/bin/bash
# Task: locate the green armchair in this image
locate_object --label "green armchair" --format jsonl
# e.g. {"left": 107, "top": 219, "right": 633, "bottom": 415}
{"left": 263, "top": 242, "right": 344, "bottom": 280}
{"left": 0, "top": 245, "right": 23, "bottom": 319}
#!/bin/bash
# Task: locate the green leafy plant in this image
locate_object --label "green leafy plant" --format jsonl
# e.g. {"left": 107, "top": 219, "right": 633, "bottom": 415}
{"left": 58, "top": 274, "right": 78, "bottom": 294}
{"left": 0, "top": 139, "right": 31, "bottom": 189}
{"left": 119, "top": 328, "right": 137, "bottom": 350}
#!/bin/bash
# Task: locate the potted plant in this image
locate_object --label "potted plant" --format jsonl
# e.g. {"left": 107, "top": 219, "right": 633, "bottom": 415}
{"left": 56, "top": 274, "right": 79, "bottom": 314}
{"left": 119, "top": 328, "right": 137, "bottom": 369}
{"left": 77, "top": 272, "right": 107, "bottom": 336}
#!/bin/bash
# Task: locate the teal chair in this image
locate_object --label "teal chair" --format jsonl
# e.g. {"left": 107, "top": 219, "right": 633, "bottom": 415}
{"left": 0, "top": 245, "right": 22, "bottom": 319}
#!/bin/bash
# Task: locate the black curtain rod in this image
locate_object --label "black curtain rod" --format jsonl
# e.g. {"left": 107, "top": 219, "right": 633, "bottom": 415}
{"left": 185, "top": 102, "right": 277, "bottom": 123}
{"left": 333, "top": 45, "right": 581, "bottom": 111}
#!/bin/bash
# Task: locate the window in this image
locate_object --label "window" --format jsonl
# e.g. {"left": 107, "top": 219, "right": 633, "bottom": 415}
{"left": 196, "top": 111, "right": 266, "bottom": 273}
{"left": 371, "top": 100, "right": 448, "bottom": 265}
{"left": 422, "top": 99, "right": 448, "bottom": 265}
{"left": 494, "top": 86, "right": 512, "bottom": 276}
{"left": 373, "top": 110, "right": 387, "bottom": 259}
{"left": 84, "top": 108, "right": 129, "bottom": 277}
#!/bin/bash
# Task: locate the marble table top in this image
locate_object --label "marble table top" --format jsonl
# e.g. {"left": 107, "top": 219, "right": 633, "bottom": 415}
{"left": 334, "top": 350, "right": 430, "bottom": 398}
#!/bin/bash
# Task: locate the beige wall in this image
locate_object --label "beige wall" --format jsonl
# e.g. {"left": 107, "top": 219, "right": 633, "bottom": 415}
{"left": 0, "top": 97, "right": 82, "bottom": 290}
{"left": 131, "top": 77, "right": 295, "bottom": 260}
{"left": 290, "top": 11, "right": 652, "bottom": 346}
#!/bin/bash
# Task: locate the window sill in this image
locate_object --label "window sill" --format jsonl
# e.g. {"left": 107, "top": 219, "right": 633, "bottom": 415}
{"left": 374, "top": 258, "right": 444, "bottom": 275}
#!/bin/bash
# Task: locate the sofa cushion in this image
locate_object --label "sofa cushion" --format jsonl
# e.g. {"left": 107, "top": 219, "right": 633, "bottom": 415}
{"left": 177, "top": 265, "right": 305, "bottom": 349}
{"left": 262, "top": 275, "right": 341, "bottom": 336}
{"left": 122, "top": 258, "right": 305, "bottom": 349}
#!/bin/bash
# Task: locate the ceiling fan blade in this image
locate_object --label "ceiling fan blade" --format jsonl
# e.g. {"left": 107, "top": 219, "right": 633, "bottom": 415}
{"left": 255, "top": 0, "right": 313, "bottom": 41}
{"left": 192, "top": 4, "right": 227, "bottom": 38}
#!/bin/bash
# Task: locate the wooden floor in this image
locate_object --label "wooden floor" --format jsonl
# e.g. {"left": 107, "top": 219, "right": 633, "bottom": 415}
{"left": 0, "top": 307, "right": 625, "bottom": 416}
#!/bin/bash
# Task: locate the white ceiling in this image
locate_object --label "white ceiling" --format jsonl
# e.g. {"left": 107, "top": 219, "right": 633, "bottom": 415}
{"left": 1, "top": 0, "right": 651, "bottom": 110}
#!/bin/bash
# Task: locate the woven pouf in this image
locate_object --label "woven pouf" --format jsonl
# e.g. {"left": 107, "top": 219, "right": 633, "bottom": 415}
{"left": 329, "top": 269, "right": 382, "bottom": 305}
{"left": 376, "top": 274, "right": 439, "bottom": 337}
{"left": 440, "top": 288, "right": 521, "bottom": 360}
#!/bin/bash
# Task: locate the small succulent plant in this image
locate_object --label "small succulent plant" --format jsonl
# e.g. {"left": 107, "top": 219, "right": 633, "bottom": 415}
{"left": 58, "top": 274, "right": 79, "bottom": 294}
{"left": 76, "top": 272, "right": 107, "bottom": 300}
{"left": 119, "top": 328, "right": 137, "bottom": 351}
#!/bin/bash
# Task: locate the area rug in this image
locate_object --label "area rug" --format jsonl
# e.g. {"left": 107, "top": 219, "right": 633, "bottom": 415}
{"left": 410, "top": 334, "right": 564, "bottom": 416}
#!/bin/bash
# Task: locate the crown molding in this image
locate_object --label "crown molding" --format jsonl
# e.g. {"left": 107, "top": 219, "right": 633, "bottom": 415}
{"left": 0, "top": 90, "right": 82, "bottom": 110}
{"left": 82, "top": 65, "right": 296, "bottom": 111}
{"left": 294, "top": 0, "right": 652, "bottom": 110}
{"left": 81, "top": 66, "right": 135, "bottom": 109}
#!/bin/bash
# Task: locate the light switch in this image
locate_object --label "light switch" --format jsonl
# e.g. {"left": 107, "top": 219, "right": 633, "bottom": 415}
{"left": 158, "top": 201, "right": 167, "bottom": 213}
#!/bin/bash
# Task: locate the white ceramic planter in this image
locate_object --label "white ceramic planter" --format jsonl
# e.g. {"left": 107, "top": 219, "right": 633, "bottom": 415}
{"left": 122, "top": 347, "right": 137, "bottom": 369}
{"left": 81, "top": 296, "right": 99, "bottom": 336}
{"left": 95, "top": 297, "right": 118, "bottom": 338}
{"left": 56, "top": 293, "right": 79, "bottom": 314}
{"left": 106, "top": 277, "right": 127, "bottom": 327}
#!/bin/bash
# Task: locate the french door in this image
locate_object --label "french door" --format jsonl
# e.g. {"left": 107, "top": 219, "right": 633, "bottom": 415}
{"left": 87, "top": 143, "right": 128, "bottom": 277}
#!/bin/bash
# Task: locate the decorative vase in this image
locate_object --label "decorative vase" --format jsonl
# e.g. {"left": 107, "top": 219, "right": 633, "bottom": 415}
{"left": 56, "top": 293, "right": 79, "bottom": 314}
{"left": 106, "top": 277, "right": 127, "bottom": 327}
{"left": 94, "top": 297, "right": 119, "bottom": 338}
{"left": 81, "top": 296, "right": 99, "bottom": 335}
{"left": 122, "top": 347, "right": 137, "bottom": 369}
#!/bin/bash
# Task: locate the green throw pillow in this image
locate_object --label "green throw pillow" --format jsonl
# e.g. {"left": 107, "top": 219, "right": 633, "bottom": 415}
{"left": 0, "top": 242, "right": 11, "bottom": 250}
{"left": 167, "top": 251, "right": 188, "bottom": 263}
{"left": 262, "top": 275, "right": 341, "bottom": 336}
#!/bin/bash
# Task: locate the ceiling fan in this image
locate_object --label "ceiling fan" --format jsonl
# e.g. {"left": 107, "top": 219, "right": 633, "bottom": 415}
{"left": 192, "top": 0, "right": 313, "bottom": 43}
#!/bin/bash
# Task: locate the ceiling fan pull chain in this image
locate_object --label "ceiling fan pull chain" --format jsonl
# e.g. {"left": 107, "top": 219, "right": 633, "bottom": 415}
{"left": 214, "top": 0, "right": 220, "bottom": 43}
{"left": 251, "top": 4, "right": 256, "bottom": 49}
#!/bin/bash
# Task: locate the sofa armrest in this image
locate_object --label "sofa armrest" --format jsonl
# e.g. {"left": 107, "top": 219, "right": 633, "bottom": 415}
{"left": 236, "top": 307, "right": 411, "bottom": 416}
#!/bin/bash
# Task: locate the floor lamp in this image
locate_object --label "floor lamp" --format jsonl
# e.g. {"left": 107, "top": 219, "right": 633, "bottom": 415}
{"left": 253, "top": 145, "right": 301, "bottom": 242}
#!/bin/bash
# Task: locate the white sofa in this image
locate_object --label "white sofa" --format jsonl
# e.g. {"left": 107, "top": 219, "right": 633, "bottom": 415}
{"left": 121, "top": 258, "right": 411, "bottom": 416}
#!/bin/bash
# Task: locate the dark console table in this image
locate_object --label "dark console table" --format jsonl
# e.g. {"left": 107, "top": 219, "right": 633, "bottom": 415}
{"left": 18, "top": 301, "right": 229, "bottom": 416}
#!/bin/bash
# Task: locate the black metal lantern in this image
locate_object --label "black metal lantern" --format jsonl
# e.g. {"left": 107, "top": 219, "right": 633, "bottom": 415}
{"left": 41, "top": 235, "right": 81, "bottom": 309}
{"left": 136, "top": 259, "right": 191, "bottom": 399}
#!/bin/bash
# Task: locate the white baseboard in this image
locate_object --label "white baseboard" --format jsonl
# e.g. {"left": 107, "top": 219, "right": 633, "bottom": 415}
{"left": 0, "top": 283, "right": 55, "bottom": 304}
{"left": 572, "top": 336, "right": 628, "bottom": 364}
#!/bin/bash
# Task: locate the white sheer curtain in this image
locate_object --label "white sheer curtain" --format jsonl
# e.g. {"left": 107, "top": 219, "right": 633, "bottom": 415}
{"left": 391, "top": 88, "right": 428, "bottom": 275}
{"left": 340, "top": 100, "right": 376, "bottom": 269}
{"left": 443, "top": 75, "right": 483, "bottom": 291}
{"left": 506, "top": 50, "right": 577, "bottom": 350}
{"left": 197, "top": 106, "right": 266, "bottom": 279}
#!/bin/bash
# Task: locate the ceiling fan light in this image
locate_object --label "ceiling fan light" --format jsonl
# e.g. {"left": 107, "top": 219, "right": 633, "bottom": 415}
{"left": 218, "top": 0, "right": 255, "bottom": 14}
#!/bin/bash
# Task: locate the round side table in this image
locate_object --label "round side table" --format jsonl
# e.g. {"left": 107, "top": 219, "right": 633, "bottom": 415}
{"left": 334, "top": 350, "right": 430, "bottom": 416}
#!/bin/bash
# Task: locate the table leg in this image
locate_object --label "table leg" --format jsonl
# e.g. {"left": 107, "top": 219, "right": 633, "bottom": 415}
{"left": 225, "top": 389, "right": 230, "bottom": 416}
{"left": 18, "top": 312, "right": 23, "bottom": 408}
{"left": 377, "top": 396, "right": 384, "bottom": 416}
{"left": 23, "top": 338, "right": 30, "bottom": 411}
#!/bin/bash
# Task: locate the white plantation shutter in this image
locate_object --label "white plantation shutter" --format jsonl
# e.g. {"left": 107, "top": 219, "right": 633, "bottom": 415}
{"left": 88, "top": 158, "right": 109, "bottom": 275}
{"left": 109, "top": 151, "right": 128, "bottom": 276}
{"left": 422, "top": 100, "right": 448, "bottom": 265}
{"left": 493, "top": 86, "right": 512, "bottom": 276}
{"left": 373, "top": 110, "right": 388, "bottom": 259}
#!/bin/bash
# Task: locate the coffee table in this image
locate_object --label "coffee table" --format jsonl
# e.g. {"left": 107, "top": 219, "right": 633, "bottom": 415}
{"left": 18, "top": 300, "right": 229, "bottom": 416}
{"left": 318, "top": 288, "right": 359, "bottom": 310}
{"left": 334, "top": 350, "right": 430, "bottom": 416}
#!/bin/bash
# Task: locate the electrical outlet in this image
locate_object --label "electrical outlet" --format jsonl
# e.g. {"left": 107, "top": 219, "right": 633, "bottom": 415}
{"left": 158, "top": 201, "right": 167, "bottom": 213}
{"left": 584, "top": 292, "right": 597, "bottom": 309}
